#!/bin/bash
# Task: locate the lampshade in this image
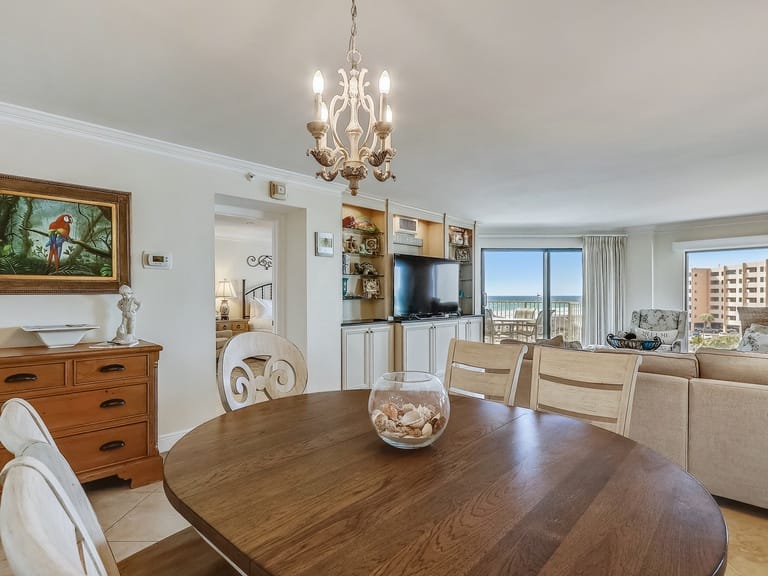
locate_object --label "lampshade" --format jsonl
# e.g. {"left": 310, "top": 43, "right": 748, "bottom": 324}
{"left": 215, "top": 279, "right": 236, "bottom": 299}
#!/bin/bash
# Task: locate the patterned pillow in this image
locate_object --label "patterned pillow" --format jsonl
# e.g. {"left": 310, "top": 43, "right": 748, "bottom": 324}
{"left": 737, "top": 324, "right": 768, "bottom": 353}
{"left": 635, "top": 327, "right": 678, "bottom": 345}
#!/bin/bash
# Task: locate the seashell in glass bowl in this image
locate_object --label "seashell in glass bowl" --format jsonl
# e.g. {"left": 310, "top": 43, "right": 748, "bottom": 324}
{"left": 368, "top": 371, "right": 450, "bottom": 449}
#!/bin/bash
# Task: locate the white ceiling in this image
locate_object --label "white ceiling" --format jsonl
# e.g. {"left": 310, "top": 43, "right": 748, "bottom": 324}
{"left": 2, "top": 1, "right": 768, "bottom": 230}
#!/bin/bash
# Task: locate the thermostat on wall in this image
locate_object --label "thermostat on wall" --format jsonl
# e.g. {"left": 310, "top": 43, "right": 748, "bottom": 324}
{"left": 142, "top": 251, "right": 172, "bottom": 270}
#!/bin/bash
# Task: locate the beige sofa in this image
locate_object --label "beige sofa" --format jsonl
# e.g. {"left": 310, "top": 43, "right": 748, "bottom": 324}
{"left": 513, "top": 344, "right": 768, "bottom": 509}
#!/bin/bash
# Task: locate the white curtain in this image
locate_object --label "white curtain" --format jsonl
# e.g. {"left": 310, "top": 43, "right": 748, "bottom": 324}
{"left": 582, "top": 235, "right": 626, "bottom": 346}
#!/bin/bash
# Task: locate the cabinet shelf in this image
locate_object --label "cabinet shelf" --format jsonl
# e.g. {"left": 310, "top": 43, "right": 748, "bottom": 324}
{"left": 342, "top": 252, "right": 384, "bottom": 258}
{"left": 343, "top": 273, "right": 385, "bottom": 277}
{"left": 449, "top": 242, "right": 472, "bottom": 248}
{"left": 343, "top": 227, "right": 383, "bottom": 236}
{"left": 343, "top": 295, "right": 385, "bottom": 301}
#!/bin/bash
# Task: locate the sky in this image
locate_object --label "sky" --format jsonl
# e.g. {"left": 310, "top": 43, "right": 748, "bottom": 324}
{"left": 687, "top": 247, "right": 768, "bottom": 269}
{"left": 483, "top": 250, "right": 583, "bottom": 296}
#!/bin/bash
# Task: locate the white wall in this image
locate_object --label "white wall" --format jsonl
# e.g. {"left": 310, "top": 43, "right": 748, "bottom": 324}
{"left": 0, "top": 109, "right": 343, "bottom": 440}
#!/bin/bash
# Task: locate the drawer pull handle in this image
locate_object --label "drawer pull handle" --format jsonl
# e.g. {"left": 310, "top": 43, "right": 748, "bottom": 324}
{"left": 99, "top": 364, "right": 126, "bottom": 373}
{"left": 4, "top": 373, "right": 38, "bottom": 383}
{"left": 99, "top": 440, "right": 126, "bottom": 451}
{"left": 100, "top": 398, "right": 126, "bottom": 408}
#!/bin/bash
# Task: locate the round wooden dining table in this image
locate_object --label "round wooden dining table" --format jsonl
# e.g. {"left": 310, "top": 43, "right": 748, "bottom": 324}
{"left": 163, "top": 390, "right": 727, "bottom": 576}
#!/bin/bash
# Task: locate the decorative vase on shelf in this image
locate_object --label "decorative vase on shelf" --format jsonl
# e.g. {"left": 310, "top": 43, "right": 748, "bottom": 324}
{"left": 368, "top": 372, "right": 450, "bottom": 449}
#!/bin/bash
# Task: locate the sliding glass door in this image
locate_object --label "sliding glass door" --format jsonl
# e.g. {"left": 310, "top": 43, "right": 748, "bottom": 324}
{"left": 482, "top": 249, "right": 582, "bottom": 342}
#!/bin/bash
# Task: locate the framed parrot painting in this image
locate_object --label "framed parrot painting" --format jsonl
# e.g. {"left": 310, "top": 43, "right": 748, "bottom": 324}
{"left": 0, "top": 173, "right": 130, "bottom": 294}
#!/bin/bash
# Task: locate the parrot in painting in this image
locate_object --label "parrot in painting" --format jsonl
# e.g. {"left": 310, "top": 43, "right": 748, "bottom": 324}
{"left": 46, "top": 214, "right": 73, "bottom": 271}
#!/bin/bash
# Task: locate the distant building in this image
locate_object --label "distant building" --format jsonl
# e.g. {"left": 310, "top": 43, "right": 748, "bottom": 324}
{"left": 689, "top": 260, "right": 768, "bottom": 332}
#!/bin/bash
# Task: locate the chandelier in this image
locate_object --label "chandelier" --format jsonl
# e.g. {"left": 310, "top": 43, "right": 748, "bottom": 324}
{"left": 306, "top": 0, "right": 396, "bottom": 196}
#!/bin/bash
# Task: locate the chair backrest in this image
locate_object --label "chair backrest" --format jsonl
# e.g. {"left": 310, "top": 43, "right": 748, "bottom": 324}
{"left": 512, "top": 308, "right": 536, "bottom": 321}
{"left": 0, "top": 398, "right": 56, "bottom": 454}
{"left": 0, "top": 456, "right": 109, "bottom": 576}
{"left": 530, "top": 347, "right": 642, "bottom": 435}
{"left": 484, "top": 308, "right": 496, "bottom": 334}
{"left": 737, "top": 307, "right": 768, "bottom": 333}
{"left": 632, "top": 309, "right": 686, "bottom": 333}
{"left": 0, "top": 398, "right": 120, "bottom": 575}
{"left": 217, "top": 332, "right": 308, "bottom": 411}
{"left": 443, "top": 338, "right": 528, "bottom": 405}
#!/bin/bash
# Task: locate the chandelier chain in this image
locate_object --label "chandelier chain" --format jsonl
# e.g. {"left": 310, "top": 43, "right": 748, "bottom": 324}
{"left": 347, "top": 0, "right": 360, "bottom": 67}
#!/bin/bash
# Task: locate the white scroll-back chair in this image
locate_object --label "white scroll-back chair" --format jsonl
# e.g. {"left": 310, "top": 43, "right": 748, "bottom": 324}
{"left": 0, "top": 399, "right": 238, "bottom": 576}
{"left": 217, "top": 332, "right": 308, "bottom": 411}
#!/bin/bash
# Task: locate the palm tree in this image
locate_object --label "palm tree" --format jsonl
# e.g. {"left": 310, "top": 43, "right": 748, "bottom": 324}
{"left": 699, "top": 313, "right": 714, "bottom": 330}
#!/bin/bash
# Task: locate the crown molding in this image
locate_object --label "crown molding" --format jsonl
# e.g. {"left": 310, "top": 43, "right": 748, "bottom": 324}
{"left": 0, "top": 101, "right": 345, "bottom": 196}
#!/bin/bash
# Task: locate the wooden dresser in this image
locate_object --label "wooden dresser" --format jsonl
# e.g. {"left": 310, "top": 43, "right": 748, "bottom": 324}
{"left": 0, "top": 340, "right": 163, "bottom": 487}
{"left": 215, "top": 319, "right": 248, "bottom": 335}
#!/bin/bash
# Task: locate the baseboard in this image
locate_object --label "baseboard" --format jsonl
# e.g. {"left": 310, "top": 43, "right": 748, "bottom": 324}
{"left": 158, "top": 429, "right": 192, "bottom": 454}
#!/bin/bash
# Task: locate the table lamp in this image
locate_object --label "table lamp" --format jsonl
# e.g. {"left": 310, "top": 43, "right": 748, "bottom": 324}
{"left": 215, "top": 278, "right": 236, "bottom": 320}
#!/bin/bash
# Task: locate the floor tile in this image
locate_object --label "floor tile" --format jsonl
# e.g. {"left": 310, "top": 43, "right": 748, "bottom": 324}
{"left": 87, "top": 483, "right": 151, "bottom": 530}
{"left": 105, "top": 492, "right": 189, "bottom": 542}
{"left": 131, "top": 480, "right": 165, "bottom": 493}
{"left": 108, "top": 541, "right": 154, "bottom": 562}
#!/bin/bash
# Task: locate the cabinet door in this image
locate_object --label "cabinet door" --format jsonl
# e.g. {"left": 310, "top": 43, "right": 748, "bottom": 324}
{"left": 466, "top": 317, "right": 483, "bottom": 342}
{"left": 341, "top": 327, "right": 369, "bottom": 390}
{"left": 432, "top": 321, "right": 459, "bottom": 376}
{"left": 369, "top": 325, "right": 393, "bottom": 385}
{"left": 401, "top": 324, "right": 432, "bottom": 373}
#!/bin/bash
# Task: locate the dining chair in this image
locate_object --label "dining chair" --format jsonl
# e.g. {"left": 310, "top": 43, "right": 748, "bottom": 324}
{"left": 530, "top": 347, "right": 642, "bottom": 435}
{"left": 217, "top": 331, "right": 308, "bottom": 411}
{"left": 0, "top": 399, "right": 239, "bottom": 576}
{"left": 443, "top": 338, "right": 528, "bottom": 405}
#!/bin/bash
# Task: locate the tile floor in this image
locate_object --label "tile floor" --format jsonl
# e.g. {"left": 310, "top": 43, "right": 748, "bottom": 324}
{"left": 0, "top": 480, "right": 765, "bottom": 575}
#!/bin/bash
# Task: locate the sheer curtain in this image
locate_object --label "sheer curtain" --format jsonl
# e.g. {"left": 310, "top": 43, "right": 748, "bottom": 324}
{"left": 582, "top": 236, "right": 626, "bottom": 346}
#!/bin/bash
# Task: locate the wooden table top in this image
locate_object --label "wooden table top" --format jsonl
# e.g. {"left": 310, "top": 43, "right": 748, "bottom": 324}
{"left": 163, "top": 391, "right": 727, "bottom": 576}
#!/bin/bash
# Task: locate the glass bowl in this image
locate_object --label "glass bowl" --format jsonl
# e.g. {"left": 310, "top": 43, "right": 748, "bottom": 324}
{"left": 368, "top": 371, "right": 450, "bottom": 449}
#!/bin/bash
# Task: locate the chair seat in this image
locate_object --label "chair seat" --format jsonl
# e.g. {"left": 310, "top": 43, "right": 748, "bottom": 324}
{"left": 117, "top": 528, "right": 239, "bottom": 576}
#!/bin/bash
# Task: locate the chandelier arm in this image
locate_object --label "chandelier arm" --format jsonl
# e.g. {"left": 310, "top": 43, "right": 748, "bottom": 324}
{"left": 359, "top": 92, "right": 377, "bottom": 152}
{"left": 328, "top": 78, "right": 349, "bottom": 151}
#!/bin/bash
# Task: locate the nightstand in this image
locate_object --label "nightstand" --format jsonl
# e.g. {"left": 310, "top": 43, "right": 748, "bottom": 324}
{"left": 215, "top": 319, "right": 249, "bottom": 335}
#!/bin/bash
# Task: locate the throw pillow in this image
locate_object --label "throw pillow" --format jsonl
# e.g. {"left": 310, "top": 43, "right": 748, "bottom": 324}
{"left": 635, "top": 327, "right": 678, "bottom": 345}
{"left": 249, "top": 297, "right": 273, "bottom": 319}
{"left": 737, "top": 323, "right": 768, "bottom": 353}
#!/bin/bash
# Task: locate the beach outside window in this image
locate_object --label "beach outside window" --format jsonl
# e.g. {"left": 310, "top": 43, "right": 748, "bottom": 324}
{"left": 482, "top": 249, "right": 582, "bottom": 342}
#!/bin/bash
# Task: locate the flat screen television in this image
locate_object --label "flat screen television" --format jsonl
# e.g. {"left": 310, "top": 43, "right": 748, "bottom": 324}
{"left": 393, "top": 254, "right": 460, "bottom": 319}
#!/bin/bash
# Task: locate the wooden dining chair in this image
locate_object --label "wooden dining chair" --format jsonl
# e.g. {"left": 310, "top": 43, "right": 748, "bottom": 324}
{"left": 443, "top": 338, "right": 528, "bottom": 405}
{"left": 217, "top": 331, "right": 308, "bottom": 411}
{"left": 530, "top": 347, "right": 642, "bottom": 435}
{"left": 0, "top": 399, "right": 239, "bottom": 576}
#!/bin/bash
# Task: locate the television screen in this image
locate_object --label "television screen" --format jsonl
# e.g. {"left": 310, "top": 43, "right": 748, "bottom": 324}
{"left": 393, "top": 255, "right": 460, "bottom": 318}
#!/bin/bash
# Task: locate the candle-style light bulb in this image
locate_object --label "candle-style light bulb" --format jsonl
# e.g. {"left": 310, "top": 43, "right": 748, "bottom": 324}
{"left": 320, "top": 102, "right": 329, "bottom": 123}
{"left": 378, "top": 70, "right": 390, "bottom": 94}
{"left": 313, "top": 70, "right": 325, "bottom": 95}
{"left": 385, "top": 105, "right": 393, "bottom": 123}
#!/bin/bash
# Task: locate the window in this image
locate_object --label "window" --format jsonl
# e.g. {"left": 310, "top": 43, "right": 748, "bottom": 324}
{"left": 482, "top": 249, "right": 582, "bottom": 341}
{"left": 686, "top": 246, "right": 768, "bottom": 350}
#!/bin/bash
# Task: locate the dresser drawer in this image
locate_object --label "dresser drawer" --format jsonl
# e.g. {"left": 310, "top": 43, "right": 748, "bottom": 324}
{"left": 29, "top": 384, "right": 148, "bottom": 432}
{"left": 0, "top": 361, "right": 66, "bottom": 394}
{"left": 75, "top": 354, "right": 148, "bottom": 384}
{"left": 58, "top": 422, "right": 148, "bottom": 472}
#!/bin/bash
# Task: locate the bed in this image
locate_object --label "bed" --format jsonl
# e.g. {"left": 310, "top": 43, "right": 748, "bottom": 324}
{"left": 242, "top": 280, "right": 274, "bottom": 332}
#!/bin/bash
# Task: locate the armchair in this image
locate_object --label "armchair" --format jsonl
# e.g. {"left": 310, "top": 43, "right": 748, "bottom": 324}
{"left": 629, "top": 309, "right": 688, "bottom": 352}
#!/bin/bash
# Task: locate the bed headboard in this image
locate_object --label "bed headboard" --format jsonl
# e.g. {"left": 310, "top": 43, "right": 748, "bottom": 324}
{"left": 241, "top": 280, "right": 273, "bottom": 319}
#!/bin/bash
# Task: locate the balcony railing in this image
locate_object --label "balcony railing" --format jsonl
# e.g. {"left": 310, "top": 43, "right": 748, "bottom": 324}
{"left": 487, "top": 299, "right": 583, "bottom": 342}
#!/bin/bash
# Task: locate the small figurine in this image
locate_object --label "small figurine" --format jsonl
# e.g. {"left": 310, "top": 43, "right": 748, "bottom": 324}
{"left": 112, "top": 284, "right": 141, "bottom": 345}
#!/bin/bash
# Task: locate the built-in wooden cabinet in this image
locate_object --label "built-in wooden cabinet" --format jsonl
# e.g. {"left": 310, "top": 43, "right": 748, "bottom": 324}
{"left": 341, "top": 323, "right": 393, "bottom": 390}
{"left": 446, "top": 220, "right": 476, "bottom": 315}
{"left": 394, "top": 317, "right": 483, "bottom": 375}
{"left": 0, "top": 341, "right": 163, "bottom": 487}
{"left": 342, "top": 202, "right": 389, "bottom": 323}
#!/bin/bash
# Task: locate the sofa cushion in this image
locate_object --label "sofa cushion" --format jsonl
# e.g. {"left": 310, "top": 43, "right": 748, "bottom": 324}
{"left": 595, "top": 348, "right": 698, "bottom": 379}
{"left": 736, "top": 323, "right": 768, "bottom": 353}
{"left": 696, "top": 348, "right": 768, "bottom": 385}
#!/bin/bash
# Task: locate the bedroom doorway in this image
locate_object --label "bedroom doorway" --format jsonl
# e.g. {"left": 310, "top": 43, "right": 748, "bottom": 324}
{"left": 214, "top": 212, "right": 276, "bottom": 356}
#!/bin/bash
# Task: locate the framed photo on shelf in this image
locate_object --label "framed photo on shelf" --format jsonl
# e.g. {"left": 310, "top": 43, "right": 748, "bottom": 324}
{"left": 455, "top": 246, "right": 471, "bottom": 262}
{"left": 315, "top": 232, "right": 334, "bottom": 257}
{"left": 451, "top": 231, "right": 465, "bottom": 245}
{"left": 0, "top": 173, "right": 131, "bottom": 294}
{"left": 364, "top": 236, "right": 379, "bottom": 253}
{"left": 363, "top": 277, "right": 380, "bottom": 298}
